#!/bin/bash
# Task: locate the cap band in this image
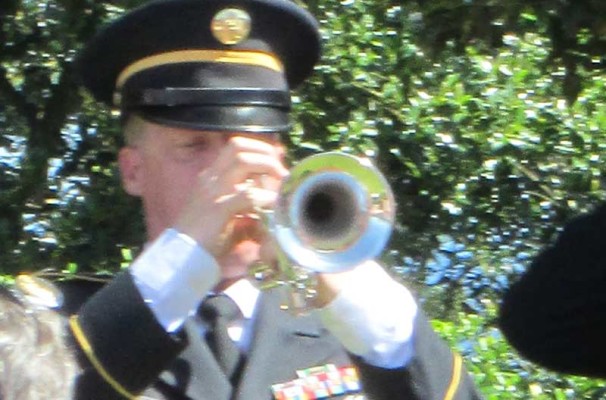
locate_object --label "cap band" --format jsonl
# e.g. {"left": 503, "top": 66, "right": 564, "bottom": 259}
{"left": 121, "top": 87, "right": 291, "bottom": 108}
{"left": 115, "top": 49, "right": 284, "bottom": 90}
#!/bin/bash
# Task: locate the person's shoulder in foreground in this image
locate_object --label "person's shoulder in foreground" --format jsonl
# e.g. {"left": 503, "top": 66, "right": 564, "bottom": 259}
{"left": 0, "top": 275, "right": 78, "bottom": 400}
{"left": 499, "top": 202, "right": 606, "bottom": 378}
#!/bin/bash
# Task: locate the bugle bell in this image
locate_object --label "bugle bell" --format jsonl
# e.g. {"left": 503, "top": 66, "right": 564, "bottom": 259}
{"left": 251, "top": 151, "right": 396, "bottom": 313}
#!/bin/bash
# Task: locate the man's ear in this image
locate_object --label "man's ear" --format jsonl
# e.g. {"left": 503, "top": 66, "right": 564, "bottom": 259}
{"left": 118, "top": 146, "right": 143, "bottom": 196}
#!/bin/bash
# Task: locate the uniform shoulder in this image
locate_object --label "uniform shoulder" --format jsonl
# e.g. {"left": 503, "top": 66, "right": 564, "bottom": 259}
{"left": 53, "top": 273, "right": 114, "bottom": 315}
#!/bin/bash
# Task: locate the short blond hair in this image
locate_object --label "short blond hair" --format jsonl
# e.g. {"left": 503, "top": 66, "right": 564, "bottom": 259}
{"left": 122, "top": 113, "right": 149, "bottom": 146}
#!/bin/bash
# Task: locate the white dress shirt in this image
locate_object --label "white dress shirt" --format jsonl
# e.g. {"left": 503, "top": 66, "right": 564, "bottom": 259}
{"left": 131, "top": 228, "right": 417, "bottom": 369}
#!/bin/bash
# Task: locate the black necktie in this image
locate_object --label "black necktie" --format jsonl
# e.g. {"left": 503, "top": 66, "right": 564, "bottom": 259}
{"left": 198, "top": 294, "right": 244, "bottom": 383}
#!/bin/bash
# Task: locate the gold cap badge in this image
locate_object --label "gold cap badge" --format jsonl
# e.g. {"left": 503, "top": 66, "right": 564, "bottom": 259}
{"left": 211, "top": 8, "right": 251, "bottom": 45}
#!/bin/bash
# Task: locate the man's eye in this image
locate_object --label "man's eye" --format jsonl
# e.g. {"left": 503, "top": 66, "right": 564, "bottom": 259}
{"left": 187, "top": 140, "right": 210, "bottom": 149}
{"left": 173, "top": 141, "right": 211, "bottom": 160}
{"left": 181, "top": 141, "right": 211, "bottom": 153}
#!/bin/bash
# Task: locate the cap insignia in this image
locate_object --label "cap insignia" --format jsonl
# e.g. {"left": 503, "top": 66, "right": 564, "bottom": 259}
{"left": 211, "top": 8, "right": 251, "bottom": 45}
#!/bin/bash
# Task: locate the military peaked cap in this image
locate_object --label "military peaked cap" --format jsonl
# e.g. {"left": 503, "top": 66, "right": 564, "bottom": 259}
{"left": 77, "top": 0, "right": 321, "bottom": 133}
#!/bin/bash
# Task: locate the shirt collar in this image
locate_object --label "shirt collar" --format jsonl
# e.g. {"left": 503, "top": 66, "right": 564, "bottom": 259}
{"left": 222, "top": 278, "right": 260, "bottom": 319}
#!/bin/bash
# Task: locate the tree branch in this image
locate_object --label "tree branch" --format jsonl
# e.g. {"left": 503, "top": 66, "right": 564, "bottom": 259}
{"left": 0, "top": 66, "right": 37, "bottom": 125}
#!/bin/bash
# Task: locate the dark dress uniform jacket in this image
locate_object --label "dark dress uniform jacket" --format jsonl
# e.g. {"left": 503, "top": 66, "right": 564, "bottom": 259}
{"left": 69, "top": 271, "right": 483, "bottom": 400}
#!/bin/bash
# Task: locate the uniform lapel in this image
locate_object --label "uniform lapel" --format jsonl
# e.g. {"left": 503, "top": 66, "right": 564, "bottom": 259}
{"left": 154, "top": 288, "right": 352, "bottom": 400}
{"left": 233, "top": 288, "right": 351, "bottom": 400}
{"left": 157, "top": 319, "right": 232, "bottom": 400}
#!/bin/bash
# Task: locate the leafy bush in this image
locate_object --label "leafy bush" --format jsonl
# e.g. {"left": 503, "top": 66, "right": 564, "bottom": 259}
{"left": 433, "top": 307, "right": 606, "bottom": 399}
{"left": 1, "top": 0, "right": 606, "bottom": 396}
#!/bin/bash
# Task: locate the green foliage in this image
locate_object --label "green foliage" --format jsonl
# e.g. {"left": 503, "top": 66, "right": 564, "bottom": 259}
{"left": 2, "top": 0, "right": 606, "bottom": 397}
{"left": 433, "top": 306, "right": 606, "bottom": 399}
{"left": 295, "top": 1, "right": 606, "bottom": 322}
{"left": 0, "top": 1, "right": 145, "bottom": 274}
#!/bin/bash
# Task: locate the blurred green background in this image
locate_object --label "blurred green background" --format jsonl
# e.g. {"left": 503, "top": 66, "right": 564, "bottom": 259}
{"left": 2, "top": 0, "right": 606, "bottom": 397}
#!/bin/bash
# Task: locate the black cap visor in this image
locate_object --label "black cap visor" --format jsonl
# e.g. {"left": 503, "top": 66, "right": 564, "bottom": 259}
{"left": 137, "top": 105, "right": 291, "bottom": 133}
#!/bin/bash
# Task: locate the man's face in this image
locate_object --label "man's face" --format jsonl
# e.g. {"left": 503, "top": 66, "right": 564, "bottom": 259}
{"left": 118, "top": 118, "right": 285, "bottom": 277}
